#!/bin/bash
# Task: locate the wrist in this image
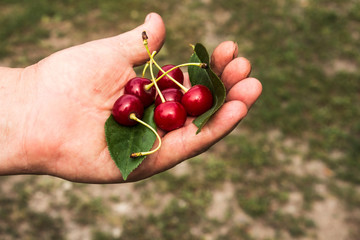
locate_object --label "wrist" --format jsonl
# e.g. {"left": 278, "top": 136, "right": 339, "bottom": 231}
{"left": 0, "top": 66, "right": 43, "bottom": 175}
{"left": 0, "top": 67, "right": 28, "bottom": 174}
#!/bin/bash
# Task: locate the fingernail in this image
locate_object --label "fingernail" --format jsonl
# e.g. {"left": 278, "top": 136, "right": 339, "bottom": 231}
{"left": 145, "top": 13, "right": 152, "bottom": 22}
{"left": 233, "top": 42, "right": 239, "bottom": 59}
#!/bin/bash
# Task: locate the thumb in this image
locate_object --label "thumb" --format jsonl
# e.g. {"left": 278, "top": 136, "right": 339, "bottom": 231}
{"left": 115, "top": 12, "right": 166, "bottom": 66}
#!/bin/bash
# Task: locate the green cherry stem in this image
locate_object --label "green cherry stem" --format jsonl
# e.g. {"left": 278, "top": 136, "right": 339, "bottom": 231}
{"left": 144, "top": 62, "right": 208, "bottom": 92}
{"left": 142, "top": 61, "right": 150, "bottom": 78}
{"left": 149, "top": 51, "right": 166, "bottom": 103}
{"left": 142, "top": 31, "right": 165, "bottom": 103}
{"left": 129, "top": 113, "right": 162, "bottom": 158}
{"left": 142, "top": 31, "right": 207, "bottom": 93}
{"left": 142, "top": 31, "right": 152, "bottom": 57}
{"left": 151, "top": 59, "right": 189, "bottom": 92}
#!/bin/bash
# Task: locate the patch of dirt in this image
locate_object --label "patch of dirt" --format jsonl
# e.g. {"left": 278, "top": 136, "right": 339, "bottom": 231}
{"left": 309, "top": 195, "right": 348, "bottom": 240}
{"left": 324, "top": 59, "right": 358, "bottom": 77}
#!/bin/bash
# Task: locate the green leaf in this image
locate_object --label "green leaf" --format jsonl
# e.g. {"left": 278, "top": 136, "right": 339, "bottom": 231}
{"left": 188, "top": 43, "right": 226, "bottom": 133}
{"left": 105, "top": 105, "right": 157, "bottom": 180}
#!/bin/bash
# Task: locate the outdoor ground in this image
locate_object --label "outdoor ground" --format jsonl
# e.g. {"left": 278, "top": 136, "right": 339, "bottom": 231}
{"left": 0, "top": 0, "right": 359, "bottom": 239}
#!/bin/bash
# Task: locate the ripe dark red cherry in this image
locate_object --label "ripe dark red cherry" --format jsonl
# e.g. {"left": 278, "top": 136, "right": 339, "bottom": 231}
{"left": 155, "top": 88, "right": 183, "bottom": 107}
{"left": 124, "top": 77, "right": 156, "bottom": 107}
{"left": 154, "top": 102, "right": 187, "bottom": 131}
{"left": 181, "top": 85, "right": 213, "bottom": 116}
{"left": 112, "top": 94, "right": 144, "bottom": 126}
{"left": 156, "top": 65, "right": 184, "bottom": 90}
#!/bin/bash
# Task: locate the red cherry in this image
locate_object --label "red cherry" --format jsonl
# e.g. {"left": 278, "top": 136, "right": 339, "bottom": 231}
{"left": 155, "top": 88, "right": 183, "bottom": 107}
{"left": 112, "top": 94, "right": 144, "bottom": 126}
{"left": 124, "top": 77, "right": 156, "bottom": 107}
{"left": 154, "top": 102, "right": 187, "bottom": 131}
{"left": 181, "top": 85, "right": 213, "bottom": 116}
{"left": 156, "top": 65, "right": 184, "bottom": 90}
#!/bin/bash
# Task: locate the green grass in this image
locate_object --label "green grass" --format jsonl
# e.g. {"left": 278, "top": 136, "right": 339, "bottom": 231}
{"left": 0, "top": 0, "right": 359, "bottom": 239}
{"left": 0, "top": 177, "right": 65, "bottom": 240}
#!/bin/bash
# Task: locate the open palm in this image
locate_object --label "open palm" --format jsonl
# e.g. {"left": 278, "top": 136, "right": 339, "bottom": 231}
{"left": 24, "top": 13, "right": 261, "bottom": 183}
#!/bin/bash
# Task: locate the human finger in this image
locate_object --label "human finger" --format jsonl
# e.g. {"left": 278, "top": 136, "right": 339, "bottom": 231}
{"left": 220, "top": 57, "right": 252, "bottom": 91}
{"left": 210, "top": 41, "right": 238, "bottom": 76}
{"left": 226, "top": 77, "right": 262, "bottom": 108}
{"left": 106, "top": 12, "right": 166, "bottom": 67}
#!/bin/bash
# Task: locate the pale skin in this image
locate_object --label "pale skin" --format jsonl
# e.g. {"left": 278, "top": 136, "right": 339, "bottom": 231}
{"left": 0, "top": 13, "right": 262, "bottom": 183}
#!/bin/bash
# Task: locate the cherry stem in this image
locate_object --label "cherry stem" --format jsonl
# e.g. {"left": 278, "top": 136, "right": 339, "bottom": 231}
{"left": 142, "top": 31, "right": 207, "bottom": 93}
{"left": 142, "top": 32, "right": 152, "bottom": 58}
{"left": 149, "top": 51, "right": 165, "bottom": 103}
{"left": 142, "top": 61, "right": 150, "bottom": 78}
{"left": 152, "top": 59, "right": 189, "bottom": 92}
{"left": 129, "top": 113, "right": 162, "bottom": 158}
{"left": 144, "top": 62, "right": 208, "bottom": 92}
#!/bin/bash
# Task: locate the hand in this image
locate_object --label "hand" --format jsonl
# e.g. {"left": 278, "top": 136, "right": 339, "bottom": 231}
{"left": 3, "top": 13, "right": 262, "bottom": 183}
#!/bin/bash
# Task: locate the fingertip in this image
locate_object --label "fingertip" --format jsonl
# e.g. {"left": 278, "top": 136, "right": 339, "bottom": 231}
{"left": 144, "top": 13, "right": 153, "bottom": 23}
{"left": 210, "top": 41, "right": 238, "bottom": 76}
{"left": 118, "top": 12, "right": 166, "bottom": 66}
{"left": 233, "top": 42, "right": 239, "bottom": 58}
{"left": 221, "top": 57, "right": 252, "bottom": 91}
{"left": 142, "top": 12, "right": 166, "bottom": 54}
{"left": 226, "top": 77, "right": 262, "bottom": 108}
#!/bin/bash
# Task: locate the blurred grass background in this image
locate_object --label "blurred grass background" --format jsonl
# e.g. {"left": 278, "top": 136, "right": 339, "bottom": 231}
{"left": 0, "top": 0, "right": 359, "bottom": 239}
